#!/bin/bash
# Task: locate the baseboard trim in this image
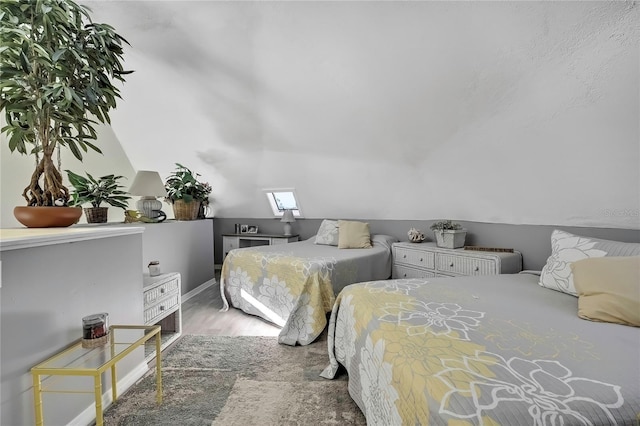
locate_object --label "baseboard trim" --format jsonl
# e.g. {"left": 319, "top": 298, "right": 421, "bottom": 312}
{"left": 67, "top": 361, "right": 149, "bottom": 426}
{"left": 182, "top": 278, "right": 216, "bottom": 303}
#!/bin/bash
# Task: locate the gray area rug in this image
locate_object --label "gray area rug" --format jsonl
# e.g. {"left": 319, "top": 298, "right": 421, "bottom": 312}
{"left": 103, "top": 334, "right": 366, "bottom": 425}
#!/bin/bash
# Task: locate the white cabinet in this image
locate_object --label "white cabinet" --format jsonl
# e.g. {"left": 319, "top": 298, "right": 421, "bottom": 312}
{"left": 143, "top": 272, "right": 182, "bottom": 360}
{"left": 222, "top": 233, "right": 300, "bottom": 258}
{"left": 392, "top": 242, "right": 522, "bottom": 279}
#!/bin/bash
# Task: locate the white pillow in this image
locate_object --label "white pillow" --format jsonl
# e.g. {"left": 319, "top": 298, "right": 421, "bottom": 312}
{"left": 539, "top": 229, "right": 640, "bottom": 296}
{"left": 314, "top": 219, "right": 339, "bottom": 246}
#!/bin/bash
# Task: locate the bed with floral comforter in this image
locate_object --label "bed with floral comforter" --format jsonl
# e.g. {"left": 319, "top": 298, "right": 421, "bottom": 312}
{"left": 220, "top": 235, "right": 396, "bottom": 345}
{"left": 321, "top": 273, "right": 640, "bottom": 425}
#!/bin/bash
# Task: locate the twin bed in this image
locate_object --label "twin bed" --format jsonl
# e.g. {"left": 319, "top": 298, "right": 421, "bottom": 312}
{"left": 320, "top": 272, "right": 639, "bottom": 425}
{"left": 219, "top": 233, "right": 397, "bottom": 345}
{"left": 221, "top": 227, "right": 640, "bottom": 424}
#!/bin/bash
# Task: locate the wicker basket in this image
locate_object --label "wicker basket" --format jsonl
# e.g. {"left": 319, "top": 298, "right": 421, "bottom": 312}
{"left": 84, "top": 207, "right": 108, "bottom": 223}
{"left": 172, "top": 199, "right": 200, "bottom": 221}
{"left": 434, "top": 229, "right": 467, "bottom": 249}
{"left": 82, "top": 332, "right": 109, "bottom": 349}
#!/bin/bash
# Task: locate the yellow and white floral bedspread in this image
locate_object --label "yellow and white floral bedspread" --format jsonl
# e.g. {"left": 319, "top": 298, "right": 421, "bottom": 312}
{"left": 220, "top": 236, "right": 395, "bottom": 345}
{"left": 321, "top": 274, "right": 640, "bottom": 425}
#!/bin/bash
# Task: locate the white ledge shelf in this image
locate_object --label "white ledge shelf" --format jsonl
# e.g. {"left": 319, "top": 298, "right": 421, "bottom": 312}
{"left": 0, "top": 226, "right": 145, "bottom": 251}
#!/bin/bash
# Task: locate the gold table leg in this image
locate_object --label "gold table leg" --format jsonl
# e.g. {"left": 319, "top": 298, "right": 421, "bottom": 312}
{"left": 94, "top": 373, "right": 104, "bottom": 426}
{"left": 32, "top": 373, "right": 44, "bottom": 426}
{"left": 111, "top": 335, "right": 117, "bottom": 403}
{"left": 156, "top": 331, "right": 163, "bottom": 404}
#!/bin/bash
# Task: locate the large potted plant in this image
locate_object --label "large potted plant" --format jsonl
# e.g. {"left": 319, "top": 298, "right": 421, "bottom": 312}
{"left": 430, "top": 220, "right": 467, "bottom": 249}
{"left": 0, "top": 0, "right": 131, "bottom": 227}
{"left": 164, "top": 163, "right": 212, "bottom": 221}
{"left": 66, "top": 170, "right": 131, "bottom": 223}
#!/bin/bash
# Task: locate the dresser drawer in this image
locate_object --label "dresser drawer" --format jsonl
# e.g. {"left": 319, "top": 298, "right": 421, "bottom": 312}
{"left": 392, "top": 265, "right": 436, "bottom": 279}
{"left": 436, "top": 253, "right": 497, "bottom": 276}
{"left": 394, "top": 246, "right": 435, "bottom": 269}
{"left": 144, "top": 278, "right": 180, "bottom": 308}
{"left": 144, "top": 293, "right": 180, "bottom": 324}
{"left": 223, "top": 236, "right": 239, "bottom": 257}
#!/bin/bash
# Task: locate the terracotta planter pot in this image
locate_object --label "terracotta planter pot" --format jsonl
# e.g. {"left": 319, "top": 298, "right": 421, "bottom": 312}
{"left": 172, "top": 200, "right": 200, "bottom": 221}
{"left": 14, "top": 206, "right": 82, "bottom": 228}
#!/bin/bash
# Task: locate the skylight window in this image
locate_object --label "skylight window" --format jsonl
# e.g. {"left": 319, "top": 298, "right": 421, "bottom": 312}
{"left": 264, "top": 188, "right": 303, "bottom": 218}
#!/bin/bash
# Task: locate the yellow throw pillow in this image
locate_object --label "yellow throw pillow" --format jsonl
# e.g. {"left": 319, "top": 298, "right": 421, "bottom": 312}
{"left": 337, "top": 220, "right": 372, "bottom": 249}
{"left": 571, "top": 256, "right": 640, "bottom": 327}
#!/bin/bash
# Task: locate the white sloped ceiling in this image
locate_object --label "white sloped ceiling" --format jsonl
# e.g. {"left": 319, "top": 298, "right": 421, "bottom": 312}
{"left": 84, "top": 1, "right": 638, "bottom": 228}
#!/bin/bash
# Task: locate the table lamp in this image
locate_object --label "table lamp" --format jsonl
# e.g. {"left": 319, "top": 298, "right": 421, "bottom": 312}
{"left": 128, "top": 171, "right": 167, "bottom": 220}
{"left": 281, "top": 209, "right": 296, "bottom": 236}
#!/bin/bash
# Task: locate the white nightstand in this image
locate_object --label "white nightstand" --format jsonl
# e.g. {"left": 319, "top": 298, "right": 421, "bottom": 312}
{"left": 143, "top": 272, "right": 182, "bottom": 360}
{"left": 392, "top": 242, "right": 522, "bottom": 279}
{"left": 222, "top": 233, "right": 300, "bottom": 258}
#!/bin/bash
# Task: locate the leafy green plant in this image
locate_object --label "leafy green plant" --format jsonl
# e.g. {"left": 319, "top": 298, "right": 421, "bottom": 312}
{"left": 66, "top": 170, "right": 131, "bottom": 209}
{"left": 430, "top": 220, "right": 463, "bottom": 231}
{"left": 164, "top": 163, "right": 212, "bottom": 204}
{"left": 1, "top": 0, "right": 132, "bottom": 207}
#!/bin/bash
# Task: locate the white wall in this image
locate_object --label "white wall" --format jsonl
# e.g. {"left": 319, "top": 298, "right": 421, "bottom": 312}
{"left": 2, "top": 1, "right": 638, "bottom": 230}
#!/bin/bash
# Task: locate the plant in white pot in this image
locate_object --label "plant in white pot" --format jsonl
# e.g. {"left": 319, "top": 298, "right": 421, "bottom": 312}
{"left": 0, "top": 0, "right": 131, "bottom": 227}
{"left": 66, "top": 171, "right": 131, "bottom": 223}
{"left": 430, "top": 220, "right": 467, "bottom": 249}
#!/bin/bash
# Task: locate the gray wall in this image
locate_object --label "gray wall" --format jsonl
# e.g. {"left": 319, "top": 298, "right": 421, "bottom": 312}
{"left": 0, "top": 220, "right": 215, "bottom": 426}
{"left": 1, "top": 233, "right": 144, "bottom": 426}
{"left": 122, "top": 219, "right": 216, "bottom": 295}
{"left": 86, "top": 219, "right": 216, "bottom": 296}
{"left": 213, "top": 218, "right": 640, "bottom": 271}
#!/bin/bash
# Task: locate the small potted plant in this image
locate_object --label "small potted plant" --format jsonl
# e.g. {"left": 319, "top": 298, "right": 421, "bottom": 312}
{"left": 164, "top": 163, "right": 212, "bottom": 221}
{"left": 430, "top": 220, "right": 467, "bottom": 249}
{"left": 66, "top": 171, "right": 132, "bottom": 223}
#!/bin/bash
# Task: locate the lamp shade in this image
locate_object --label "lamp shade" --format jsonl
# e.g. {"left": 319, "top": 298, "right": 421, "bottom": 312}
{"left": 128, "top": 171, "right": 167, "bottom": 197}
{"left": 281, "top": 209, "right": 296, "bottom": 223}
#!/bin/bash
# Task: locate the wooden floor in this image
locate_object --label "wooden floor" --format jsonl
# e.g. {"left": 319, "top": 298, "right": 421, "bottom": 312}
{"left": 181, "top": 273, "right": 280, "bottom": 337}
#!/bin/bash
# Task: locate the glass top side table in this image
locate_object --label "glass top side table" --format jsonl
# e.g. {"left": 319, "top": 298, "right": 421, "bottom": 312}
{"left": 31, "top": 324, "right": 162, "bottom": 426}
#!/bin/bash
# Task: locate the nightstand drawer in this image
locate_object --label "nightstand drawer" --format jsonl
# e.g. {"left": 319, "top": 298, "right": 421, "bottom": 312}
{"left": 392, "top": 265, "right": 436, "bottom": 279}
{"left": 394, "top": 246, "right": 435, "bottom": 269}
{"left": 223, "top": 236, "right": 239, "bottom": 254}
{"left": 436, "top": 253, "right": 497, "bottom": 276}
{"left": 144, "top": 278, "right": 180, "bottom": 307}
{"left": 144, "top": 293, "right": 180, "bottom": 324}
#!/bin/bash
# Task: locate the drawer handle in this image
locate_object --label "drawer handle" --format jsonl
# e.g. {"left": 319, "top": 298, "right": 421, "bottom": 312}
{"left": 403, "top": 273, "right": 407, "bottom": 278}
{"left": 449, "top": 262, "right": 454, "bottom": 268}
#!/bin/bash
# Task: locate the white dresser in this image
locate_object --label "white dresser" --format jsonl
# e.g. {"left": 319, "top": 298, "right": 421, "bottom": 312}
{"left": 222, "top": 233, "right": 300, "bottom": 258}
{"left": 392, "top": 242, "right": 522, "bottom": 279}
{"left": 143, "top": 272, "right": 182, "bottom": 359}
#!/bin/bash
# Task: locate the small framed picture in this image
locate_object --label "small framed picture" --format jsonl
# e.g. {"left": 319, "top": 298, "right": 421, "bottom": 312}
{"left": 247, "top": 225, "right": 259, "bottom": 234}
{"left": 240, "top": 224, "right": 249, "bottom": 234}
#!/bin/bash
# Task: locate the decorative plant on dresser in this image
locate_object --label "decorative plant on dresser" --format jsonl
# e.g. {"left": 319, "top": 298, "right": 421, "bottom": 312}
{"left": 430, "top": 220, "right": 467, "bottom": 249}
{"left": 66, "top": 171, "right": 132, "bottom": 223}
{"left": 164, "top": 163, "right": 212, "bottom": 220}
{"left": 0, "top": 0, "right": 132, "bottom": 227}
